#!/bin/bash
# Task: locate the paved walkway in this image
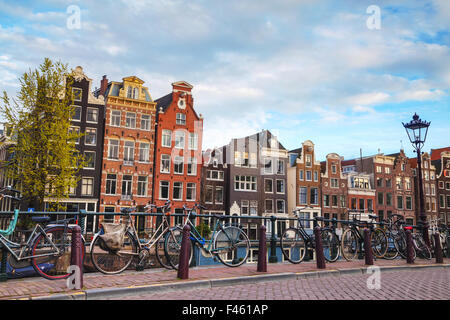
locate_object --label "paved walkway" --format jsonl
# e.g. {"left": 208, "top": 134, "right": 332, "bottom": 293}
{"left": 1, "top": 258, "right": 449, "bottom": 300}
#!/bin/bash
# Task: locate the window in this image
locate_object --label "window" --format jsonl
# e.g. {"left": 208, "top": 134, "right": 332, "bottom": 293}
{"left": 176, "top": 113, "right": 186, "bottom": 125}
{"left": 424, "top": 171, "right": 429, "bottom": 180}
{"left": 263, "top": 158, "right": 273, "bottom": 174}
{"left": 160, "top": 154, "right": 170, "bottom": 173}
{"left": 299, "top": 187, "right": 307, "bottom": 205}
{"left": 447, "top": 195, "right": 450, "bottom": 208}
{"left": 162, "top": 130, "right": 172, "bottom": 147}
{"left": 314, "top": 171, "right": 318, "bottom": 182}
{"left": 107, "top": 140, "right": 119, "bottom": 160}
{"left": 72, "top": 106, "right": 82, "bottom": 121}
{"left": 189, "top": 133, "right": 198, "bottom": 150}
{"left": 140, "top": 114, "right": 151, "bottom": 131}
{"left": 187, "top": 157, "right": 197, "bottom": 175}
{"left": 406, "top": 196, "right": 413, "bottom": 210}
{"left": 81, "top": 177, "right": 93, "bottom": 196}
{"left": 376, "top": 166, "right": 382, "bottom": 173}
{"left": 215, "top": 187, "right": 223, "bottom": 204}
{"left": 401, "top": 163, "right": 406, "bottom": 171}
{"left": 234, "top": 176, "right": 257, "bottom": 191}
{"left": 340, "top": 196, "right": 346, "bottom": 208}
{"left": 264, "top": 179, "right": 273, "bottom": 193}
{"left": 367, "top": 199, "right": 373, "bottom": 212}
{"left": 306, "top": 155, "right": 312, "bottom": 167}
{"left": 86, "top": 108, "right": 98, "bottom": 123}
{"left": 299, "top": 170, "right": 304, "bottom": 181}
{"left": 241, "top": 200, "right": 249, "bottom": 215}
{"left": 69, "top": 126, "right": 80, "bottom": 144}
{"left": 85, "top": 128, "right": 97, "bottom": 145}
{"left": 121, "top": 175, "right": 132, "bottom": 197}
{"left": 137, "top": 176, "right": 147, "bottom": 196}
{"left": 186, "top": 183, "right": 196, "bottom": 201}
{"left": 431, "top": 184, "right": 435, "bottom": 196}
{"left": 159, "top": 181, "right": 169, "bottom": 200}
{"left": 207, "top": 170, "right": 224, "bottom": 181}
{"left": 125, "top": 112, "right": 136, "bottom": 128}
{"left": 439, "top": 181, "right": 444, "bottom": 189}
{"left": 205, "top": 186, "right": 213, "bottom": 203}
{"left": 84, "top": 151, "right": 95, "bottom": 169}
{"left": 73, "top": 88, "right": 82, "bottom": 102}
{"left": 396, "top": 177, "right": 402, "bottom": 190}
{"left": 306, "top": 170, "right": 312, "bottom": 181}
{"left": 242, "top": 152, "right": 250, "bottom": 167}
{"left": 405, "top": 178, "right": 411, "bottom": 190}
{"left": 139, "top": 142, "right": 149, "bottom": 162}
{"left": 277, "top": 160, "right": 284, "bottom": 175}
{"left": 323, "top": 194, "right": 330, "bottom": 207}
{"left": 331, "top": 165, "right": 337, "bottom": 174}
{"left": 332, "top": 195, "right": 338, "bottom": 207}
{"left": 276, "top": 200, "right": 285, "bottom": 213}
{"left": 378, "top": 192, "right": 384, "bottom": 205}
{"left": 106, "top": 174, "right": 117, "bottom": 195}
{"left": 447, "top": 182, "right": 450, "bottom": 190}
{"left": 331, "top": 178, "right": 338, "bottom": 188}
{"left": 265, "top": 199, "right": 273, "bottom": 213}
{"left": 174, "top": 131, "right": 185, "bottom": 149}
{"left": 385, "top": 167, "right": 391, "bottom": 174}
{"left": 173, "top": 182, "right": 183, "bottom": 200}
{"left": 174, "top": 156, "right": 184, "bottom": 174}
{"left": 234, "top": 152, "right": 242, "bottom": 166}
{"left": 111, "top": 110, "right": 121, "bottom": 126}
{"left": 377, "top": 178, "right": 383, "bottom": 187}
{"left": 386, "top": 193, "right": 392, "bottom": 206}
{"left": 385, "top": 179, "right": 392, "bottom": 188}
{"left": 351, "top": 198, "right": 357, "bottom": 210}
{"left": 310, "top": 188, "right": 319, "bottom": 205}
{"left": 276, "top": 179, "right": 285, "bottom": 194}
{"left": 359, "top": 199, "right": 365, "bottom": 211}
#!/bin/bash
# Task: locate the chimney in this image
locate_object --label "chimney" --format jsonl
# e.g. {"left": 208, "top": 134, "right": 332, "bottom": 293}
{"left": 99, "top": 75, "right": 108, "bottom": 96}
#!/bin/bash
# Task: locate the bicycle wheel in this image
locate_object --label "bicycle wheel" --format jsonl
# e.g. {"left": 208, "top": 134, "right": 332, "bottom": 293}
{"left": 90, "top": 230, "right": 138, "bottom": 274}
{"left": 30, "top": 226, "right": 86, "bottom": 280}
{"left": 414, "top": 235, "right": 432, "bottom": 260}
{"left": 214, "top": 226, "right": 250, "bottom": 267}
{"left": 371, "top": 228, "right": 388, "bottom": 258}
{"left": 383, "top": 232, "right": 399, "bottom": 260}
{"left": 341, "top": 228, "right": 358, "bottom": 261}
{"left": 164, "top": 226, "right": 194, "bottom": 270}
{"left": 321, "top": 229, "right": 340, "bottom": 262}
{"left": 280, "top": 228, "right": 307, "bottom": 263}
{"left": 154, "top": 237, "right": 172, "bottom": 270}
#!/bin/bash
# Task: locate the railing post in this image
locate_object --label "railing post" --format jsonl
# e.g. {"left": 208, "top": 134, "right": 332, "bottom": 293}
{"left": 313, "top": 226, "right": 326, "bottom": 269}
{"left": 363, "top": 228, "right": 374, "bottom": 265}
{"left": 406, "top": 229, "right": 414, "bottom": 264}
{"left": 70, "top": 225, "right": 83, "bottom": 290}
{"left": 177, "top": 224, "right": 191, "bottom": 280}
{"left": 78, "top": 209, "right": 87, "bottom": 236}
{"left": 433, "top": 233, "right": 443, "bottom": 264}
{"left": 257, "top": 225, "right": 267, "bottom": 272}
{"left": 269, "top": 216, "right": 278, "bottom": 263}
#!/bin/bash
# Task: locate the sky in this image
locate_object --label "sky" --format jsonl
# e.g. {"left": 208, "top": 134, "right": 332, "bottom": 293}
{"left": 0, "top": 0, "right": 449, "bottom": 161}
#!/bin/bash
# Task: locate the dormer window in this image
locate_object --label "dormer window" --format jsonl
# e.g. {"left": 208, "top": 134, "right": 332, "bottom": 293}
{"left": 133, "top": 87, "right": 139, "bottom": 99}
{"left": 127, "top": 86, "right": 133, "bottom": 98}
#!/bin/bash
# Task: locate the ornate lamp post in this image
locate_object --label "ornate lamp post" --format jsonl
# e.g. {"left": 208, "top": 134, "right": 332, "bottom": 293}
{"left": 402, "top": 113, "right": 431, "bottom": 246}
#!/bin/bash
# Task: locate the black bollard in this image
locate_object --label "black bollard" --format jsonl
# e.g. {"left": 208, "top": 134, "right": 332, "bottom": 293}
{"left": 433, "top": 233, "right": 443, "bottom": 264}
{"left": 257, "top": 225, "right": 267, "bottom": 272}
{"left": 177, "top": 224, "right": 191, "bottom": 280}
{"left": 406, "top": 229, "right": 414, "bottom": 264}
{"left": 70, "top": 225, "right": 83, "bottom": 289}
{"left": 363, "top": 228, "right": 374, "bottom": 265}
{"left": 314, "top": 227, "right": 326, "bottom": 269}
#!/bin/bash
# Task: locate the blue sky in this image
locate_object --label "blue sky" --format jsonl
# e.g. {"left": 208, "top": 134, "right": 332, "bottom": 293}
{"left": 0, "top": 0, "right": 449, "bottom": 161}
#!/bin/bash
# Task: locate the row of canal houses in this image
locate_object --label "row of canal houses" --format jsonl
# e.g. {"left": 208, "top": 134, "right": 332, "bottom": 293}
{"left": 0, "top": 67, "right": 449, "bottom": 240}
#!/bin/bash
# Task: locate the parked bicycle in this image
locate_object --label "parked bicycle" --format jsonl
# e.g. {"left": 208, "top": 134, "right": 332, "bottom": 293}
{"left": 164, "top": 204, "right": 250, "bottom": 269}
{"left": 429, "top": 217, "right": 448, "bottom": 257}
{"left": 0, "top": 186, "right": 85, "bottom": 280}
{"left": 340, "top": 212, "right": 388, "bottom": 261}
{"left": 90, "top": 200, "right": 174, "bottom": 274}
{"left": 280, "top": 209, "right": 340, "bottom": 263}
{"left": 392, "top": 217, "right": 431, "bottom": 260}
{"left": 381, "top": 214, "right": 405, "bottom": 260}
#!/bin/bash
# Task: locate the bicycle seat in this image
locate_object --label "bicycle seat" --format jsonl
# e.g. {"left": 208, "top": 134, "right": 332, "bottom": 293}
{"left": 404, "top": 226, "right": 413, "bottom": 230}
{"left": 369, "top": 214, "right": 377, "bottom": 220}
{"left": 31, "top": 216, "right": 51, "bottom": 223}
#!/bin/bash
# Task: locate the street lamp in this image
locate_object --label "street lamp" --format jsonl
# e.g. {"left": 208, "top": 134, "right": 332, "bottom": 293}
{"left": 402, "top": 113, "right": 431, "bottom": 246}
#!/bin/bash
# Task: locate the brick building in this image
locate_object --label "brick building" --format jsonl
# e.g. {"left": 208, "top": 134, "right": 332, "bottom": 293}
{"left": 320, "top": 153, "right": 348, "bottom": 228}
{"left": 288, "top": 140, "right": 321, "bottom": 231}
{"left": 95, "top": 76, "right": 157, "bottom": 233}
{"left": 431, "top": 149, "right": 450, "bottom": 224}
{"left": 344, "top": 171, "right": 376, "bottom": 221}
{"left": 153, "top": 82, "right": 203, "bottom": 226}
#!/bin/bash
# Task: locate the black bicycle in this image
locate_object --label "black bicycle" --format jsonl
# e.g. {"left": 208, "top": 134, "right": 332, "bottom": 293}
{"left": 280, "top": 210, "right": 340, "bottom": 263}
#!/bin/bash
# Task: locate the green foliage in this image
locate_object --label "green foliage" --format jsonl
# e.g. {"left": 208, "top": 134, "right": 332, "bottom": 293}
{"left": 0, "top": 58, "right": 85, "bottom": 211}
{"left": 197, "top": 222, "right": 212, "bottom": 239}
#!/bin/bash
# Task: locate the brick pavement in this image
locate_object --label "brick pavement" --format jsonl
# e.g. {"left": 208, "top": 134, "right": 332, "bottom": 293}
{"left": 0, "top": 258, "right": 449, "bottom": 300}
{"left": 110, "top": 269, "right": 450, "bottom": 300}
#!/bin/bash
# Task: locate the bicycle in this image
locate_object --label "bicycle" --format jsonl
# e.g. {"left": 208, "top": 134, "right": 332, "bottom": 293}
{"left": 90, "top": 200, "right": 174, "bottom": 274}
{"left": 280, "top": 210, "right": 340, "bottom": 263}
{"left": 340, "top": 213, "right": 388, "bottom": 261}
{"left": 393, "top": 217, "right": 431, "bottom": 260}
{"left": 164, "top": 204, "right": 250, "bottom": 269}
{"left": 429, "top": 218, "right": 447, "bottom": 257}
{"left": 0, "top": 186, "right": 86, "bottom": 280}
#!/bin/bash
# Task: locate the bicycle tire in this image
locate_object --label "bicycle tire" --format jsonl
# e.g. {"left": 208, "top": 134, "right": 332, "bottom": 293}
{"left": 90, "top": 230, "right": 138, "bottom": 275}
{"left": 341, "top": 228, "right": 358, "bottom": 261}
{"left": 214, "top": 226, "right": 250, "bottom": 267}
{"left": 414, "top": 236, "right": 432, "bottom": 260}
{"left": 383, "top": 232, "right": 399, "bottom": 260}
{"left": 321, "top": 229, "right": 340, "bottom": 262}
{"left": 154, "top": 237, "right": 172, "bottom": 270}
{"left": 30, "top": 226, "right": 86, "bottom": 280}
{"left": 163, "top": 226, "right": 194, "bottom": 270}
{"left": 280, "top": 228, "right": 307, "bottom": 264}
{"left": 371, "top": 228, "right": 388, "bottom": 258}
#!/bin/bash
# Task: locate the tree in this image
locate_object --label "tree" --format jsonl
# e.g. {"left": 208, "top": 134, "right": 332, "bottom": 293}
{"left": 0, "top": 58, "right": 85, "bottom": 212}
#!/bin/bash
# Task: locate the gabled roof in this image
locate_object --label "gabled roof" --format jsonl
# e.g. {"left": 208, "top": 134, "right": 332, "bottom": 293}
{"left": 154, "top": 93, "right": 173, "bottom": 113}
{"left": 431, "top": 147, "right": 450, "bottom": 161}
{"left": 341, "top": 159, "right": 356, "bottom": 167}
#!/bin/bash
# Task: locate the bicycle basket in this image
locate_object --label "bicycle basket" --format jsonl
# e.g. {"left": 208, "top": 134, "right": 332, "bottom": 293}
{"left": 99, "top": 223, "right": 127, "bottom": 252}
